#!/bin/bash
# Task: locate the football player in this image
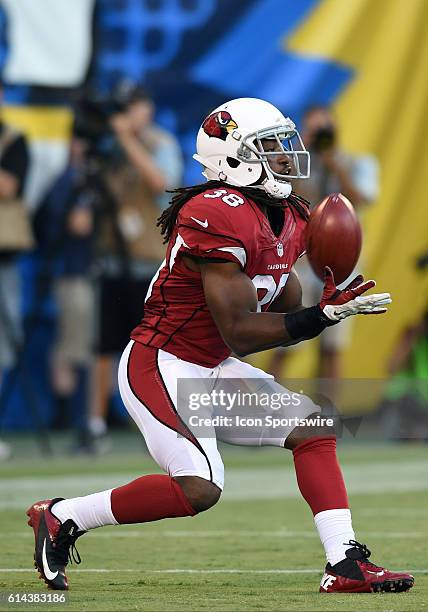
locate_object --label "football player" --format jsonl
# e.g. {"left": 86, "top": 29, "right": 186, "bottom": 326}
{"left": 27, "top": 98, "right": 413, "bottom": 593}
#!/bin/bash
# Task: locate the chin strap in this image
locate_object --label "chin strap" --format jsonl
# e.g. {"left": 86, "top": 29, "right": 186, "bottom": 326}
{"left": 261, "top": 178, "right": 292, "bottom": 199}
{"left": 199, "top": 162, "right": 292, "bottom": 199}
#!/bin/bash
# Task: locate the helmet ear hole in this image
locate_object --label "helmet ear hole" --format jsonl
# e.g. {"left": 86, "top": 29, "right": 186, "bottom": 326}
{"left": 226, "top": 156, "right": 240, "bottom": 168}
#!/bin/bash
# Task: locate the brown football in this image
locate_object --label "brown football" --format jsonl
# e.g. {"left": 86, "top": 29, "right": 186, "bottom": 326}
{"left": 305, "top": 193, "right": 362, "bottom": 284}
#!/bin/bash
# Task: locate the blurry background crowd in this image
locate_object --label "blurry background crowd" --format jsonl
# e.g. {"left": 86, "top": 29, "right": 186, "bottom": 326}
{"left": 0, "top": 0, "right": 427, "bottom": 457}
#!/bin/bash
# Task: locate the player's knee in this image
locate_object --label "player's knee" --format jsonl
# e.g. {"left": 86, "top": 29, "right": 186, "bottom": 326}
{"left": 284, "top": 412, "right": 336, "bottom": 450}
{"left": 174, "top": 476, "right": 221, "bottom": 513}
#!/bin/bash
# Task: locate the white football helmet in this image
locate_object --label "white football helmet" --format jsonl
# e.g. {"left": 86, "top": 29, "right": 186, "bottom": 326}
{"left": 193, "top": 97, "right": 310, "bottom": 199}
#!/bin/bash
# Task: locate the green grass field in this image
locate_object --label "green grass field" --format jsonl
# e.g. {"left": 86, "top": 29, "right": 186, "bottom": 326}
{"left": 0, "top": 435, "right": 427, "bottom": 611}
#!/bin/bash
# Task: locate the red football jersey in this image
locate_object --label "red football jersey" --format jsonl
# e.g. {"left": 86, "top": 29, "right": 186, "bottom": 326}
{"left": 131, "top": 186, "right": 308, "bottom": 367}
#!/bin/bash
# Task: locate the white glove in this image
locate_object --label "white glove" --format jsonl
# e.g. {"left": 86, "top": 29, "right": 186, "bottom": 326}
{"left": 320, "top": 267, "right": 391, "bottom": 324}
{"left": 323, "top": 293, "right": 392, "bottom": 322}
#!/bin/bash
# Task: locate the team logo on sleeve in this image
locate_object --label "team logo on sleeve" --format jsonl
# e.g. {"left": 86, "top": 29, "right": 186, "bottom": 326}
{"left": 202, "top": 111, "right": 238, "bottom": 141}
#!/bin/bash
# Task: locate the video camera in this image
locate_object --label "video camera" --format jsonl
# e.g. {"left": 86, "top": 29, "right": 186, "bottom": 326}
{"left": 311, "top": 125, "right": 336, "bottom": 152}
{"left": 72, "top": 82, "right": 150, "bottom": 162}
{"left": 72, "top": 94, "right": 126, "bottom": 161}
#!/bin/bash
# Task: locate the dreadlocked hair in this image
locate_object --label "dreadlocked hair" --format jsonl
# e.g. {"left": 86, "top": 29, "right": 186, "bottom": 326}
{"left": 157, "top": 180, "right": 311, "bottom": 243}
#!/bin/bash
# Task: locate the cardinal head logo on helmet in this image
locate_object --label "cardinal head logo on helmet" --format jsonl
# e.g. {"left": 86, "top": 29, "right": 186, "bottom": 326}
{"left": 202, "top": 111, "right": 238, "bottom": 141}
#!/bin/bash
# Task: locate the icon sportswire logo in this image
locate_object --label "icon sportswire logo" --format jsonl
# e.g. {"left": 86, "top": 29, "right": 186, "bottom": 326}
{"left": 190, "top": 217, "right": 209, "bottom": 228}
{"left": 42, "top": 538, "right": 59, "bottom": 580}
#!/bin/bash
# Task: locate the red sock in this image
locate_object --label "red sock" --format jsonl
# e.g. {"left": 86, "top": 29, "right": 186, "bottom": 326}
{"left": 111, "top": 474, "right": 196, "bottom": 524}
{"left": 292, "top": 436, "right": 349, "bottom": 515}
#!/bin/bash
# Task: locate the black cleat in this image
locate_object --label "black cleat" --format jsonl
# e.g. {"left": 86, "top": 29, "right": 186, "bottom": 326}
{"left": 27, "top": 498, "right": 85, "bottom": 590}
{"left": 320, "top": 540, "right": 415, "bottom": 593}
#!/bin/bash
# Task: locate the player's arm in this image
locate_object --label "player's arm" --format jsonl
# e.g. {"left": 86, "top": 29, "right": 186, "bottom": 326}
{"left": 268, "top": 269, "right": 305, "bottom": 314}
{"left": 199, "top": 260, "right": 296, "bottom": 355}
{"left": 198, "top": 260, "right": 391, "bottom": 357}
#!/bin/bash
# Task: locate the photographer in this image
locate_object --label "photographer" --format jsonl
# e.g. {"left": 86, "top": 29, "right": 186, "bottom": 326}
{"left": 268, "top": 105, "right": 379, "bottom": 382}
{"left": 297, "top": 105, "right": 378, "bottom": 208}
{"left": 376, "top": 255, "right": 428, "bottom": 439}
{"left": 0, "top": 84, "right": 31, "bottom": 459}
{"left": 38, "top": 135, "right": 95, "bottom": 453}
{"left": 89, "top": 85, "right": 183, "bottom": 444}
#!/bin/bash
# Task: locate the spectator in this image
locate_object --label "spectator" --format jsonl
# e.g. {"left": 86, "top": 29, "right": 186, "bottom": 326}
{"left": 377, "top": 311, "right": 428, "bottom": 440}
{"left": 38, "top": 135, "right": 95, "bottom": 452}
{"left": 268, "top": 105, "right": 379, "bottom": 383}
{"left": 89, "top": 85, "right": 183, "bottom": 445}
{"left": 0, "top": 85, "right": 31, "bottom": 459}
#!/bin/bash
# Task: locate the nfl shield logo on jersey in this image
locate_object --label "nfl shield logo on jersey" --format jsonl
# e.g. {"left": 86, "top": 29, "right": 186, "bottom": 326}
{"left": 277, "top": 242, "right": 284, "bottom": 257}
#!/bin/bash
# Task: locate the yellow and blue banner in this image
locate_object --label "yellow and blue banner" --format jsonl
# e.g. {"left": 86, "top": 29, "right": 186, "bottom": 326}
{"left": 1, "top": 0, "right": 427, "bottom": 427}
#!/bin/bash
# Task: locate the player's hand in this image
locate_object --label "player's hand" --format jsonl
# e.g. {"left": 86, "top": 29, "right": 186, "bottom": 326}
{"left": 319, "top": 266, "right": 391, "bottom": 324}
